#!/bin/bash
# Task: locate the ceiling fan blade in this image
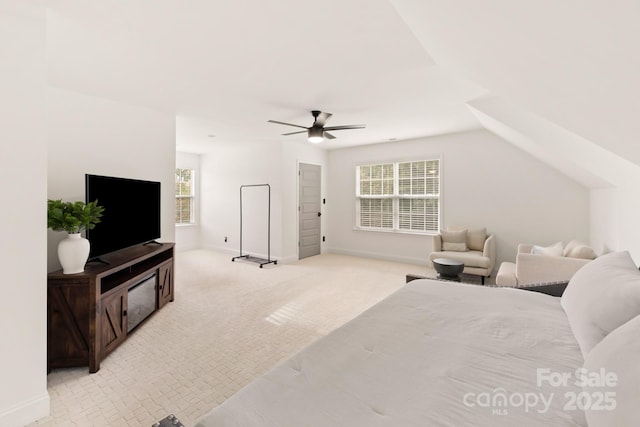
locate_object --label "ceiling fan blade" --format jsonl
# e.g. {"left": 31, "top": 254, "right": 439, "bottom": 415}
{"left": 313, "top": 111, "right": 332, "bottom": 127}
{"left": 267, "top": 120, "right": 308, "bottom": 130}
{"left": 323, "top": 132, "right": 336, "bottom": 140}
{"left": 282, "top": 130, "right": 308, "bottom": 136}
{"left": 323, "top": 124, "right": 366, "bottom": 131}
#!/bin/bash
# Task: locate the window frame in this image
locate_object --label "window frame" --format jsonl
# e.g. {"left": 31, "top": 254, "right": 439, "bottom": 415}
{"left": 175, "top": 168, "right": 196, "bottom": 226}
{"left": 354, "top": 157, "right": 441, "bottom": 235}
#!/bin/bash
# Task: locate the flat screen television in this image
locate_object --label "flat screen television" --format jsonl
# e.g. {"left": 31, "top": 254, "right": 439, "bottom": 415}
{"left": 85, "top": 174, "right": 161, "bottom": 259}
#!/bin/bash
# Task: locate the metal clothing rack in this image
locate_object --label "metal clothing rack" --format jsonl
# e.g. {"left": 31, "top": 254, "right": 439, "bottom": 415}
{"left": 231, "top": 184, "right": 277, "bottom": 268}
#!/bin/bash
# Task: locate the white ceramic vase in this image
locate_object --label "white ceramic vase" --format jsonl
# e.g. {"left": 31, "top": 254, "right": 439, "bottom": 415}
{"left": 58, "top": 233, "right": 90, "bottom": 274}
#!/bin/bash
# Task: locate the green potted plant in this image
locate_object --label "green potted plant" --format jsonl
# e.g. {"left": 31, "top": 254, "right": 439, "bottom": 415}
{"left": 47, "top": 199, "right": 104, "bottom": 274}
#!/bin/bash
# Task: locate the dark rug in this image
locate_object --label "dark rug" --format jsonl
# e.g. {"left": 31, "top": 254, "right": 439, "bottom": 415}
{"left": 405, "top": 272, "right": 484, "bottom": 285}
{"left": 153, "top": 414, "right": 185, "bottom": 427}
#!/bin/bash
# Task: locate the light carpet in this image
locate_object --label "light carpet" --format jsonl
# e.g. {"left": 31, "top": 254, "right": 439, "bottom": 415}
{"left": 33, "top": 250, "right": 426, "bottom": 426}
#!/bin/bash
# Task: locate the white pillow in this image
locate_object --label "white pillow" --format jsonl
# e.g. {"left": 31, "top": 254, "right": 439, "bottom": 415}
{"left": 582, "top": 314, "right": 640, "bottom": 426}
{"left": 561, "top": 251, "right": 640, "bottom": 357}
{"left": 566, "top": 244, "right": 597, "bottom": 260}
{"left": 441, "top": 229, "right": 468, "bottom": 252}
{"left": 563, "top": 239, "right": 597, "bottom": 259}
{"left": 531, "top": 241, "right": 563, "bottom": 257}
{"left": 443, "top": 242, "right": 467, "bottom": 251}
{"left": 563, "top": 239, "right": 583, "bottom": 257}
{"left": 466, "top": 228, "right": 487, "bottom": 252}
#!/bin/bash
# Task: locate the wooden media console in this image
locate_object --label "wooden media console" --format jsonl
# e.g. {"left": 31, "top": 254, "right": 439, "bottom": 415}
{"left": 47, "top": 242, "right": 175, "bottom": 373}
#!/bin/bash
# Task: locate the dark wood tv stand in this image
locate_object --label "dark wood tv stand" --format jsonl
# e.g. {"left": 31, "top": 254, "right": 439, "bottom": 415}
{"left": 47, "top": 242, "right": 175, "bottom": 373}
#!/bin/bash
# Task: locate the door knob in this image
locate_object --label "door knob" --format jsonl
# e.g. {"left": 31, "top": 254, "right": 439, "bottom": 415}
{"left": 317, "top": 212, "right": 321, "bottom": 217}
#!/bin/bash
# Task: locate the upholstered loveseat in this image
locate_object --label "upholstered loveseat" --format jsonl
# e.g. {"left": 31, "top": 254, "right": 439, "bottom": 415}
{"left": 496, "top": 241, "right": 596, "bottom": 286}
{"left": 429, "top": 228, "right": 495, "bottom": 284}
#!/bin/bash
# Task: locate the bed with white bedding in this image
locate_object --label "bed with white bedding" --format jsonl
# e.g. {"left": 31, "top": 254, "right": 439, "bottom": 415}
{"left": 196, "top": 251, "right": 640, "bottom": 426}
{"left": 195, "top": 279, "right": 587, "bottom": 427}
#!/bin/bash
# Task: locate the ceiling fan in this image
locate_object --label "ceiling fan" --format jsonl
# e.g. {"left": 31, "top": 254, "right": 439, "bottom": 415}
{"left": 268, "top": 110, "right": 365, "bottom": 143}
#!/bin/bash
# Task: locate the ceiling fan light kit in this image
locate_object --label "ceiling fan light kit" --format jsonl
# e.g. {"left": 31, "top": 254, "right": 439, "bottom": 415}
{"left": 268, "top": 110, "right": 365, "bottom": 144}
{"left": 307, "top": 127, "right": 324, "bottom": 143}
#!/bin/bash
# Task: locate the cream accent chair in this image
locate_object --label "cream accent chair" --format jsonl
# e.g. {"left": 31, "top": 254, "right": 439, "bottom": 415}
{"left": 495, "top": 243, "right": 592, "bottom": 286}
{"left": 429, "top": 228, "right": 496, "bottom": 284}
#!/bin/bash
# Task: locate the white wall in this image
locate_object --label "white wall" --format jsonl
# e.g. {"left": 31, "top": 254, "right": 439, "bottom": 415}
{"left": 591, "top": 186, "right": 640, "bottom": 263}
{"left": 327, "top": 129, "right": 590, "bottom": 267}
{"left": 47, "top": 87, "right": 176, "bottom": 272}
{"left": 611, "top": 188, "right": 640, "bottom": 262}
{"left": 0, "top": 3, "right": 50, "bottom": 426}
{"left": 175, "top": 151, "right": 201, "bottom": 251}
{"left": 200, "top": 140, "right": 327, "bottom": 262}
{"left": 200, "top": 141, "right": 284, "bottom": 259}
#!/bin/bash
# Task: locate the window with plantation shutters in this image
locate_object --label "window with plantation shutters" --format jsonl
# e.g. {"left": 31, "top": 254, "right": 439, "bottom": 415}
{"left": 175, "top": 168, "right": 195, "bottom": 224}
{"left": 356, "top": 159, "right": 440, "bottom": 233}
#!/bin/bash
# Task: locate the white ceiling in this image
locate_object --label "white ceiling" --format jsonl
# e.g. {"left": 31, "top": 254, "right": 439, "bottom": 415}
{"left": 46, "top": 0, "right": 487, "bottom": 153}
{"left": 47, "top": 0, "right": 640, "bottom": 189}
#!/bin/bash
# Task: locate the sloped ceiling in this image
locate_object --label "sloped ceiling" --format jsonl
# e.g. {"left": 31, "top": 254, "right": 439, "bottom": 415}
{"left": 391, "top": 0, "right": 640, "bottom": 188}
{"left": 467, "top": 95, "right": 638, "bottom": 189}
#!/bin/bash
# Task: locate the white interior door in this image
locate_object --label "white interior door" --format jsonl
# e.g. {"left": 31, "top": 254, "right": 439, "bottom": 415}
{"left": 299, "top": 163, "right": 321, "bottom": 259}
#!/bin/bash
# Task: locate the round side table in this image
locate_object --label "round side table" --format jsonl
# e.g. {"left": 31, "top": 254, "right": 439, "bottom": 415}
{"left": 433, "top": 258, "right": 464, "bottom": 281}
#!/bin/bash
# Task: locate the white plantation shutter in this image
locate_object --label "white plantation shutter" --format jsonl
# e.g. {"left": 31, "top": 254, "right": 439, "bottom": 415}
{"left": 359, "top": 164, "right": 394, "bottom": 196}
{"left": 398, "top": 198, "right": 439, "bottom": 232}
{"left": 357, "top": 159, "right": 440, "bottom": 233}
{"left": 360, "top": 198, "right": 393, "bottom": 228}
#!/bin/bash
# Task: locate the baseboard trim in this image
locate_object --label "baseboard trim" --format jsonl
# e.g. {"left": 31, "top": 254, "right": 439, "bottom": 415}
{"left": 328, "top": 247, "right": 426, "bottom": 266}
{"left": 202, "top": 245, "right": 237, "bottom": 256}
{"left": 196, "top": 245, "right": 423, "bottom": 266}
{"left": 0, "top": 391, "right": 50, "bottom": 427}
{"left": 277, "top": 255, "right": 298, "bottom": 264}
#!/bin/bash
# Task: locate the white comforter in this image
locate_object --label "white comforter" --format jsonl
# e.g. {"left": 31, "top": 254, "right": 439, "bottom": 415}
{"left": 196, "top": 279, "right": 586, "bottom": 427}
